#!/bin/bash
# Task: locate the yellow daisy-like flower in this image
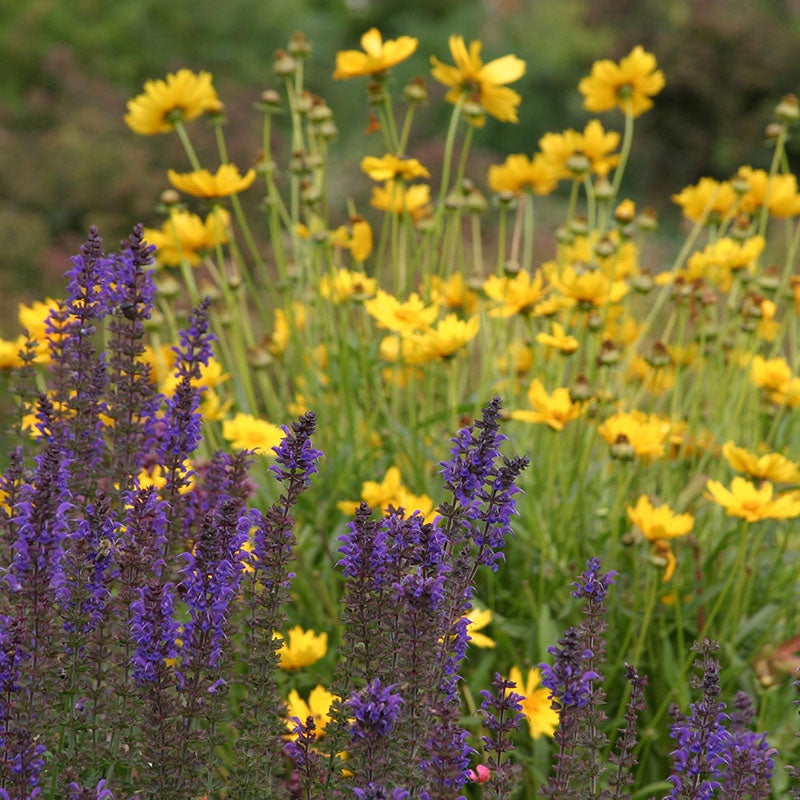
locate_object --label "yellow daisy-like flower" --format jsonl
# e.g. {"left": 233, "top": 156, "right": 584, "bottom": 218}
{"left": 268, "top": 302, "right": 307, "bottom": 359}
{"left": 679, "top": 236, "right": 765, "bottom": 292}
{"left": 508, "top": 666, "right": 558, "bottom": 739}
{"left": 222, "top": 412, "right": 284, "bottom": 453}
{"left": 545, "top": 262, "right": 628, "bottom": 309}
{"left": 362, "top": 154, "right": 430, "bottom": 182}
{"left": 124, "top": 69, "right": 219, "bottom": 135}
{"left": 430, "top": 35, "right": 526, "bottom": 125}
{"left": 285, "top": 685, "right": 338, "bottom": 738}
{"left": 627, "top": 495, "right": 694, "bottom": 541}
{"left": 370, "top": 181, "right": 432, "bottom": 221}
{"left": 167, "top": 164, "right": 257, "bottom": 199}
{"left": 722, "top": 442, "right": 800, "bottom": 484}
{"left": 535, "top": 322, "right": 579, "bottom": 354}
{"left": 672, "top": 177, "right": 737, "bottom": 224}
{"left": 578, "top": 46, "right": 665, "bottom": 117}
{"left": 465, "top": 607, "right": 495, "bottom": 649}
{"left": 736, "top": 166, "right": 800, "bottom": 218}
{"left": 483, "top": 270, "right": 548, "bottom": 318}
{"left": 487, "top": 153, "right": 559, "bottom": 196}
{"left": 333, "top": 28, "right": 418, "bottom": 80}
{"left": 750, "top": 355, "right": 792, "bottom": 394}
{"left": 511, "top": 379, "right": 585, "bottom": 432}
{"left": 705, "top": 477, "right": 800, "bottom": 522}
{"left": 320, "top": 268, "right": 377, "bottom": 303}
{"left": 538, "top": 120, "right": 621, "bottom": 179}
{"left": 597, "top": 409, "right": 671, "bottom": 461}
{"left": 0, "top": 338, "right": 24, "bottom": 370}
{"left": 401, "top": 314, "right": 479, "bottom": 364}
{"left": 144, "top": 208, "right": 230, "bottom": 267}
{"left": 365, "top": 290, "right": 438, "bottom": 334}
{"left": 275, "top": 625, "right": 328, "bottom": 671}
{"left": 428, "top": 272, "right": 480, "bottom": 315}
{"left": 336, "top": 465, "right": 436, "bottom": 522}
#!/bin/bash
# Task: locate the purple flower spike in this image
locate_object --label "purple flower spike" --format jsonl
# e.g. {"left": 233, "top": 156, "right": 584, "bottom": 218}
{"left": 347, "top": 678, "right": 405, "bottom": 739}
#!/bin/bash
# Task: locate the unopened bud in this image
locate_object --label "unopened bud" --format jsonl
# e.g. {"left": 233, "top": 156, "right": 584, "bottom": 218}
{"left": 403, "top": 77, "right": 428, "bottom": 104}
{"left": 288, "top": 31, "right": 312, "bottom": 58}
{"left": 273, "top": 49, "right": 297, "bottom": 78}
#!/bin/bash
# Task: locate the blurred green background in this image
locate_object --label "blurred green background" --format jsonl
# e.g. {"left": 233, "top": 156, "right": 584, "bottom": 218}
{"left": 3, "top": 0, "right": 800, "bottom": 322}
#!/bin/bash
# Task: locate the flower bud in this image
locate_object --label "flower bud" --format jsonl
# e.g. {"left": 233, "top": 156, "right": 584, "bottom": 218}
{"left": 775, "top": 93, "right": 800, "bottom": 124}
{"left": 594, "top": 176, "right": 614, "bottom": 201}
{"left": 631, "top": 270, "right": 654, "bottom": 293}
{"left": 610, "top": 434, "right": 636, "bottom": 461}
{"left": 258, "top": 89, "right": 282, "bottom": 113}
{"left": 273, "top": 49, "right": 298, "bottom": 78}
{"left": 645, "top": 340, "right": 672, "bottom": 369}
{"left": 636, "top": 208, "right": 658, "bottom": 232}
{"left": 596, "top": 339, "right": 620, "bottom": 367}
{"left": 403, "top": 77, "right": 428, "bottom": 104}
{"left": 569, "top": 373, "right": 593, "bottom": 403}
{"left": 288, "top": 31, "right": 312, "bottom": 58}
{"left": 566, "top": 152, "right": 591, "bottom": 175}
{"left": 159, "top": 189, "right": 181, "bottom": 207}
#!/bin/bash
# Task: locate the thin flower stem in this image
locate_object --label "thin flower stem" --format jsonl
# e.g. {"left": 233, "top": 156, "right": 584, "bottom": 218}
{"left": 611, "top": 100, "right": 634, "bottom": 199}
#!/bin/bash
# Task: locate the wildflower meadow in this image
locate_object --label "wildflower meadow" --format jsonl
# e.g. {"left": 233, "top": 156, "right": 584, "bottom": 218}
{"left": 2, "top": 26, "right": 800, "bottom": 800}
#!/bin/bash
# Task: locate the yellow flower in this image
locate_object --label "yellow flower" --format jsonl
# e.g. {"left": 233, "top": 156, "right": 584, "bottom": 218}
{"left": 275, "top": 626, "right": 328, "bottom": 671}
{"left": 370, "top": 181, "right": 432, "bottom": 221}
{"left": 17, "top": 298, "right": 61, "bottom": 364}
{"left": 362, "top": 154, "right": 430, "bottom": 182}
{"left": 627, "top": 495, "right": 694, "bottom": 541}
{"left": 535, "top": 322, "right": 579, "bottom": 354}
{"left": 465, "top": 607, "right": 495, "bottom": 649}
{"left": 144, "top": 208, "right": 230, "bottom": 267}
{"left": 736, "top": 166, "right": 800, "bottom": 218}
{"left": 320, "top": 268, "right": 377, "bottom": 303}
{"left": 124, "top": 69, "right": 219, "bottom": 135}
{"left": 337, "top": 466, "right": 435, "bottom": 523}
{"left": 483, "top": 270, "right": 548, "bottom": 318}
{"left": 268, "top": 303, "right": 306, "bottom": 358}
{"left": 222, "top": 412, "right": 284, "bottom": 453}
{"left": 159, "top": 357, "right": 230, "bottom": 395}
{"left": 0, "top": 338, "right": 24, "bottom": 370}
{"left": 333, "top": 28, "right": 418, "bottom": 79}
{"left": 167, "top": 164, "right": 257, "bottom": 198}
{"left": 508, "top": 666, "right": 558, "bottom": 739}
{"left": 722, "top": 442, "right": 800, "bottom": 484}
{"left": 679, "top": 236, "right": 765, "bottom": 292}
{"left": 496, "top": 338, "right": 533, "bottom": 377}
{"left": 756, "top": 298, "right": 780, "bottom": 343}
{"left": 285, "top": 685, "right": 338, "bottom": 738}
{"left": 511, "top": 379, "right": 585, "bottom": 431}
{"left": 137, "top": 461, "right": 195, "bottom": 494}
{"left": 597, "top": 409, "right": 671, "bottom": 461}
{"left": 401, "top": 314, "right": 479, "bottom": 363}
{"left": 705, "top": 477, "right": 800, "bottom": 522}
{"left": 365, "top": 290, "right": 438, "bottom": 334}
{"left": 751, "top": 355, "right": 792, "bottom": 393}
{"left": 487, "top": 153, "right": 559, "bottom": 196}
{"left": 545, "top": 262, "right": 628, "bottom": 309}
{"left": 578, "top": 46, "right": 665, "bottom": 117}
{"left": 430, "top": 35, "right": 526, "bottom": 125}
{"left": 538, "top": 120, "right": 620, "bottom": 179}
{"left": 428, "top": 273, "right": 479, "bottom": 315}
{"left": 672, "top": 177, "right": 737, "bottom": 223}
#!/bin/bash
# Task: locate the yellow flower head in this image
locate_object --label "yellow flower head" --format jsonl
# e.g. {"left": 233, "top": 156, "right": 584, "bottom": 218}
{"left": 370, "top": 181, "right": 432, "bottom": 221}
{"left": 736, "top": 166, "right": 800, "bottom": 218}
{"left": 144, "top": 208, "right": 230, "bottom": 267}
{"left": 672, "top": 177, "right": 737, "bottom": 224}
{"left": 0, "top": 338, "right": 25, "bottom": 370}
{"left": 722, "top": 442, "right": 800, "bottom": 485}
{"left": 680, "top": 236, "right": 764, "bottom": 292}
{"left": 483, "top": 270, "right": 548, "bottom": 318}
{"left": 539, "top": 120, "right": 621, "bottom": 180}
{"left": 124, "top": 69, "right": 220, "bottom": 135}
{"left": 487, "top": 153, "right": 559, "bottom": 196}
{"left": 535, "top": 322, "right": 579, "bottom": 354}
{"left": 578, "top": 46, "right": 665, "bottom": 117}
{"left": 285, "top": 685, "right": 338, "bottom": 738}
{"left": 511, "top": 379, "right": 585, "bottom": 431}
{"left": 508, "top": 666, "right": 558, "bottom": 739}
{"left": 362, "top": 154, "right": 430, "bottom": 182}
{"left": 222, "top": 412, "right": 284, "bottom": 453}
{"left": 401, "top": 314, "right": 480, "bottom": 364}
{"left": 276, "top": 625, "right": 328, "bottom": 671}
{"left": 428, "top": 272, "right": 480, "bottom": 315}
{"left": 750, "top": 355, "right": 792, "bottom": 393}
{"left": 545, "top": 262, "right": 628, "bottom": 309}
{"left": 333, "top": 28, "right": 418, "bottom": 79}
{"left": 430, "top": 35, "right": 526, "bottom": 125}
{"left": 465, "top": 607, "right": 495, "bottom": 649}
{"left": 597, "top": 409, "right": 671, "bottom": 461}
{"left": 365, "top": 290, "right": 438, "bottom": 334}
{"left": 320, "top": 268, "right": 377, "bottom": 303}
{"left": 627, "top": 495, "right": 694, "bottom": 541}
{"left": 705, "top": 477, "right": 800, "bottom": 522}
{"left": 167, "top": 164, "right": 257, "bottom": 198}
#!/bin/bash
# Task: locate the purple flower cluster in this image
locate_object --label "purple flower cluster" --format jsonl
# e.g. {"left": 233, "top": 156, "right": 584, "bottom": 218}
{"left": 347, "top": 678, "right": 405, "bottom": 739}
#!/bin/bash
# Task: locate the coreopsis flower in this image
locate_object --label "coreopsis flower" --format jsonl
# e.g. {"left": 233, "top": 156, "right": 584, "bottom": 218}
{"left": 465, "top": 607, "right": 495, "bottom": 648}
{"left": 627, "top": 495, "right": 694, "bottom": 541}
{"left": 750, "top": 354, "right": 792, "bottom": 393}
{"left": 428, "top": 272, "right": 480, "bottom": 315}
{"left": 268, "top": 302, "right": 306, "bottom": 358}
{"left": 0, "top": 337, "right": 24, "bottom": 369}
{"left": 333, "top": 28, "right": 418, "bottom": 80}
{"left": 545, "top": 262, "right": 628, "bottom": 309}
{"left": 597, "top": 409, "right": 671, "bottom": 460}
{"left": 370, "top": 181, "right": 432, "bottom": 221}
{"left": 144, "top": 208, "right": 231, "bottom": 267}
{"left": 362, "top": 154, "right": 430, "bottom": 182}
{"left": 560, "top": 230, "right": 640, "bottom": 280}
{"left": 672, "top": 177, "right": 737, "bottom": 223}
{"left": 483, "top": 269, "right": 548, "bottom": 317}
{"left": 487, "top": 153, "right": 559, "bottom": 195}
{"left": 756, "top": 298, "right": 780, "bottom": 342}
{"left": 401, "top": 313, "right": 479, "bottom": 363}
{"left": 535, "top": 321, "right": 579, "bottom": 354}
{"left": 625, "top": 354, "right": 675, "bottom": 395}
{"left": 337, "top": 465, "right": 435, "bottom": 521}
{"left": 167, "top": 164, "right": 257, "bottom": 198}
{"left": 222, "top": 412, "right": 284, "bottom": 453}
{"left": 736, "top": 166, "right": 800, "bottom": 218}
{"left": 17, "top": 297, "right": 61, "bottom": 363}
{"left": 496, "top": 338, "right": 533, "bottom": 377}
{"left": 320, "top": 268, "right": 377, "bottom": 303}
{"left": 722, "top": 442, "right": 800, "bottom": 484}
{"left": 676, "top": 235, "right": 764, "bottom": 292}
{"left": 136, "top": 460, "right": 196, "bottom": 494}
{"left": 705, "top": 477, "right": 800, "bottom": 522}
{"left": 275, "top": 625, "right": 328, "bottom": 670}
{"left": 285, "top": 685, "right": 338, "bottom": 738}
{"left": 327, "top": 219, "right": 374, "bottom": 263}
{"left": 365, "top": 290, "right": 438, "bottom": 333}
{"left": 538, "top": 120, "right": 621, "bottom": 179}
{"left": 508, "top": 666, "right": 559, "bottom": 739}
{"left": 511, "top": 379, "right": 585, "bottom": 431}
{"left": 124, "top": 69, "right": 219, "bottom": 135}
{"left": 578, "top": 46, "right": 665, "bottom": 117}
{"left": 159, "top": 356, "right": 230, "bottom": 396}
{"left": 430, "top": 35, "right": 526, "bottom": 125}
